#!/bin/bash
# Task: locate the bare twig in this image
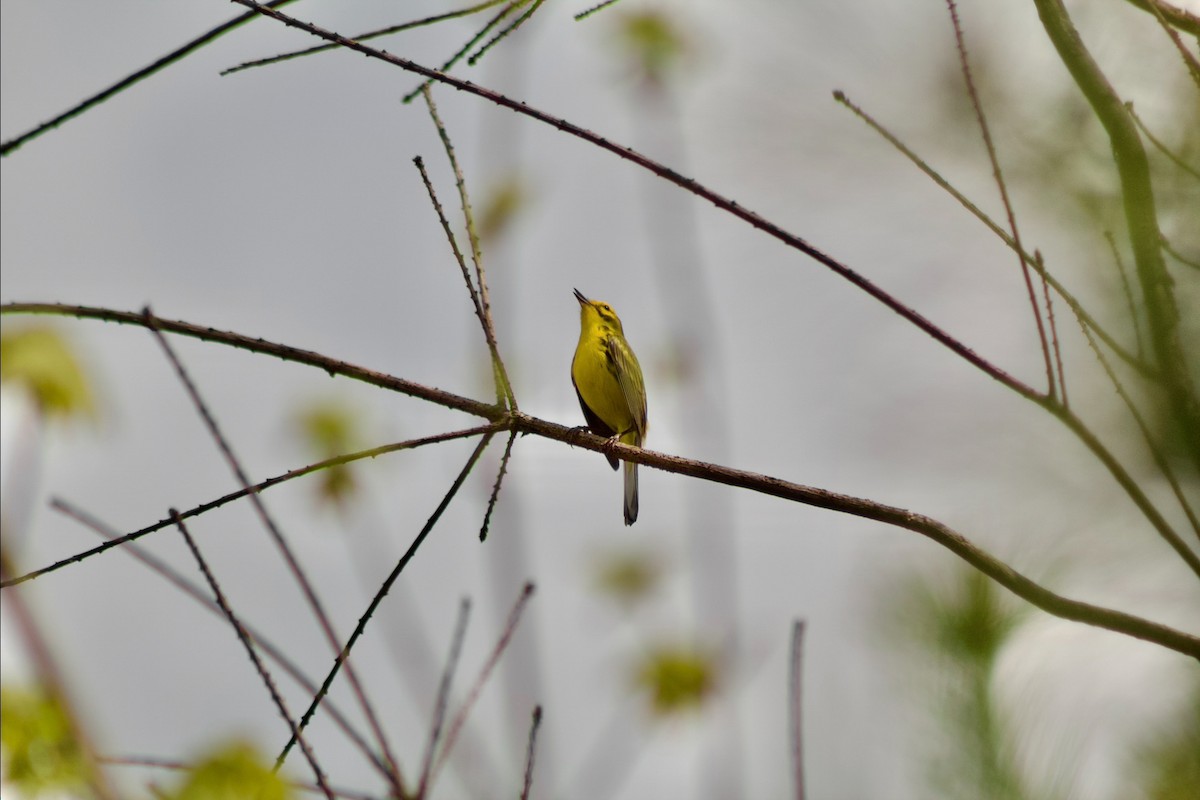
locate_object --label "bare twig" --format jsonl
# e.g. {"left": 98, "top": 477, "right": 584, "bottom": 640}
{"left": 832, "top": 90, "right": 1153, "bottom": 381}
{"left": 142, "top": 308, "right": 403, "bottom": 792}
{"left": 1074, "top": 322, "right": 1200, "bottom": 542}
{"left": 401, "top": 1, "right": 525, "bottom": 103}
{"left": 222, "top": 0, "right": 509, "bottom": 76}
{"left": 277, "top": 431, "right": 497, "bottom": 766}
{"left": 431, "top": 582, "right": 537, "bottom": 781}
{"left": 0, "top": 0, "right": 299, "bottom": 156}
{"left": 4, "top": 424, "right": 498, "bottom": 587}
{"left": 520, "top": 706, "right": 544, "bottom": 800}
{"left": 420, "top": 87, "right": 517, "bottom": 410}
{"left": 1034, "top": 0, "right": 1200, "bottom": 471}
{"left": 2, "top": 302, "right": 1197, "bottom": 658}
{"left": 575, "top": 0, "right": 626, "bottom": 22}
{"left": 480, "top": 428, "right": 519, "bottom": 542}
{"left": 789, "top": 620, "right": 806, "bottom": 800}
{"left": 1125, "top": 102, "right": 1200, "bottom": 180}
{"left": 53, "top": 500, "right": 395, "bottom": 781}
{"left": 1121, "top": 0, "right": 1200, "bottom": 37}
{"left": 468, "top": 0, "right": 546, "bottom": 65}
{"left": 946, "top": 0, "right": 1058, "bottom": 400}
{"left": 226, "top": 0, "right": 1038, "bottom": 403}
{"left": 170, "top": 511, "right": 335, "bottom": 798}
{"left": 417, "top": 598, "right": 473, "bottom": 798}
{"left": 1104, "top": 230, "right": 1146, "bottom": 360}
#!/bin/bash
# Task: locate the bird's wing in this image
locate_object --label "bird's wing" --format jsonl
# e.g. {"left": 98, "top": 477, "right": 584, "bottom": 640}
{"left": 607, "top": 335, "right": 647, "bottom": 441}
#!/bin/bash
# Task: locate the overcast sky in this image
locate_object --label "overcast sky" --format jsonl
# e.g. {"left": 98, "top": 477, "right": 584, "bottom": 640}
{"left": 3, "top": 2, "right": 1197, "bottom": 799}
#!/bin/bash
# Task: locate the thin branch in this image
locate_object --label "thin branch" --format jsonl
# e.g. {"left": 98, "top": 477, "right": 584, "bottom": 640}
{"left": 468, "top": 0, "right": 546, "bottom": 66}
{"left": 277, "top": 432, "right": 497, "bottom": 767}
{"left": 1034, "top": 251, "right": 1068, "bottom": 408}
{"left": 401, "top": 0, "right": 526, "bottom": 104}
{"left": 946, "top": 0, "right": 1057, "bottom": 399}
{"left": 431, "top": 582, "right": 537, "bottom": 782}
{"left": 480, "top": 428, "right": 519, "bottom": 542}
{"left": 1162, "top": 235, "right": 1200, "bottom": 270}
{"left": 1140, "top": 0, "right": 1200, "bottom": 87}
{"left": 832, "top": 90, "right": 1154, "bottom": 381}
{"left": 1074, "top": 321, "right": 1200, "bottom": 542}
{"left": 0, "top": 0, "right": 299, "bottom": 156}
{"left": 1105, "top": 230, "right": 1146, "bottom": 361}
{"left": 1034, "top": 0, "right": 1200, "bottom": 471}
{"left": 575, "top": 0, "right": 626, "bottom": 22}
{"left": 417, "top": 598, "right": 473, "bottom": 799}
{"left": 2, "top": 302, "right": 1197, "bottom": 658}
{"left": 789, "top": 620, "right": 806, "bottom": 800}
{"left": 170, "top": 511, "right": 335, "bottom": 799}
{"left": 420, "top": 87, "right": 518, "bottom": 410}
{"left": 53, "top": 500, "right": 395, "bottom": 781}
{"left": 520, "top": 706, "right": 544, "bottom": 800}
{"left": 4, "top": 424, "right": 498, "bottom": 588}
{"left": 222, "top": 0, "right": 509, "bottom": 76}
{"left": 1126, "top": 102, "right": 1200, "bottom": 180}
{"left": 142, "top": 309, "right": 404, "bottom": 792}
{"left": 1121, "top": 0, "right": 1200, "bottom": 37}
{"left": 226, "top": 0, "right": 1039, "bottom": 403}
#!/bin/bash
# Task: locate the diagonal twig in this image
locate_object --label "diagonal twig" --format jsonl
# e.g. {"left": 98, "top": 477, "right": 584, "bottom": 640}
{"left": 0, "top": 0, "right": 299, "bottom": 156}
{"left": 222, "top": 0, "right": 510, "bottom": 76}
{"left": 170, "top": 510, "right": 335, "bottom": 798}
{"left": 227, "top": 0, "right": 1039, "bottom": 404}
{"left": 53, "top": 499, "right": 395, "bottom": 781}
{"left": 430, "top": 582, "right": 537, "bottom": 783}
{"left": 480, "top": 428, "right": 519, "bottom": 542}
{"left": 520, "top": 706, "right": 543, "bottom": 800}
{"left": 142, "top": 307, "right": 404, "bottom": 791}
{"left": 277, "top": 431, "right": 497, "bottom": 766}
{"left": 420, "top": 86, "right": 518, "bottom": 410}
{"left": 946, "top": 0, "right": 1058, "bottom": 400}
{"left": 417, "top": 598, "right": 473, "bottom": 798}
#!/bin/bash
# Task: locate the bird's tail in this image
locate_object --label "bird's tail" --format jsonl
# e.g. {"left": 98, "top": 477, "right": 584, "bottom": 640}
{"left": 622, "top": 432, "right": 639, "bottom": 526}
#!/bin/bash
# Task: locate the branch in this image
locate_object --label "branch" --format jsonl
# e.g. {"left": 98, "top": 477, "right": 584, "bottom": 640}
{"left": 227, "top": 0, "right": 1038, "bottom": 404}
{"left": 2, "top": 302, "right": 1196, "bottom": 660}
{"left": 0, "top": 0, "right": 300, "bottom": 156}
{"left": 1033, "top": 0, "right": 1200, "bottom": 471}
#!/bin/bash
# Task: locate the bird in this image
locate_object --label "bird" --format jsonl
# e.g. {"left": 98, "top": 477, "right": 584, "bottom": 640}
{"left": 571, "top": 288, "right": 648, "bottom": 526}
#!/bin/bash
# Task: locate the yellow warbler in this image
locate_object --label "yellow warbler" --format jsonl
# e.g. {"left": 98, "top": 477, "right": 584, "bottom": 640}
{"left": 571, "top": 289, "right": 648, "bottom": 526}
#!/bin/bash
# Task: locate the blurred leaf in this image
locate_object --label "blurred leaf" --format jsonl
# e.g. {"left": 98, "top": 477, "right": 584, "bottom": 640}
{"left": 0, "top": 684, "right": 90, "bottom": 796}
{"left": 478, "top": 174, "right": 529, "bottom": 242}
{"left": 170, "top": 740, "right": 292, "bottom": 800}
{"left": 0, "top": 327, "right": 94, "bottom": 419}
{"left": 593, "top": 548, "right": 661, "bottom": 605}
{"left": 613, "top": 10, "right": 689, "bottom": 86}
{"left": 1133, "top": 683, "right": 1200, "bottom": 800}
{"left": 292, "top": 398, "right": 364, "bottom": 506}
{"left": 635, "top": 644, "right": 717, "bottom": 715}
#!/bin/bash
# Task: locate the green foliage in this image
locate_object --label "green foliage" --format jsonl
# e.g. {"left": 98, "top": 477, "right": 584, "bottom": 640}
{"left": 613, "top": 10, "right": 688, "bottom": 86}
{"left": 168, "top": 741, "right": 293, "bottom": 800}
{"left": 0, "top": 684, "right": 90, "bottom": 797}
{"left": 0, "top": 326, "right": 93, "bottom": 419}
{"left": 1133, "top": 684, "right": 1200, "bottom": 800}
{"left": 635, "top": 645, "right": 717, "bottom": 715}
{"left": 592, "top": 548, "right": 661, "bottom": 605}
{"left": 477, "top": 174, "right": 529, "bottom": 242}
{"left": 889, "top": 567, "right": 1033, "bottom": 800}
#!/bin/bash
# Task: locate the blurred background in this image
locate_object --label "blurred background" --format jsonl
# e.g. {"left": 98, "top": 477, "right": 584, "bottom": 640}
{"left": 2, "top": 1, "right": 1198, "bottom": 798}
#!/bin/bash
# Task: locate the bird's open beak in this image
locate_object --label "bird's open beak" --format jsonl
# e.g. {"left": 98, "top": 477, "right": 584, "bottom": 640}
{"left": 573, "top": 288, "right": 589, "bottom": 306}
